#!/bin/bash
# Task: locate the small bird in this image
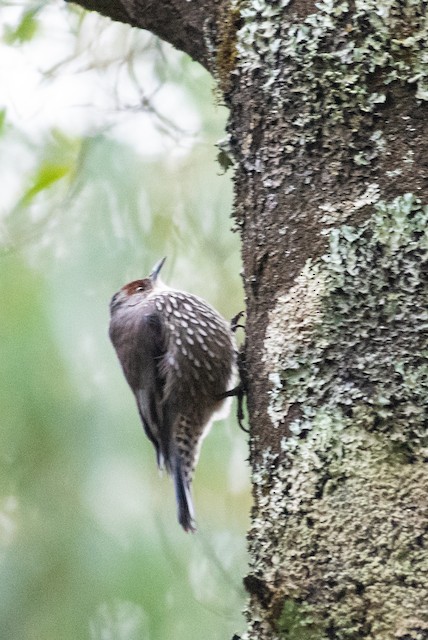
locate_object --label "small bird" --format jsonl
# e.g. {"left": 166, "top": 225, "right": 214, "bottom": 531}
{"left": 109, "top": 258, "right": 237, "bottom": 532}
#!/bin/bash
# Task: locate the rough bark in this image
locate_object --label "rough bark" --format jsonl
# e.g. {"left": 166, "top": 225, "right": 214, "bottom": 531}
{"left": 67, "top": 1, "right": 428, "bottom": 639}
{"left": 229, "top": 4, "right": 428, "bottom": 638}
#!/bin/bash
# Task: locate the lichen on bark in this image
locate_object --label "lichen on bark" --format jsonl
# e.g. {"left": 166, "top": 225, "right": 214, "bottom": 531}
{"left": 228, "top": 0, "right": 428, "bottom": 244}
{"left": 236, "top": 0, "right": 428, "bottom": 161}
{"left": 246, "top": 194, "right": 428, "bottom": 639}
{"left": 266, "top": 193, "right": 428, "bottom": 452}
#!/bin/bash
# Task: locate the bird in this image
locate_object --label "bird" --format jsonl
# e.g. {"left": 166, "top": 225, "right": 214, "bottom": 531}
{"left": 109, "top": 257, "right": 237, "bottom": 532}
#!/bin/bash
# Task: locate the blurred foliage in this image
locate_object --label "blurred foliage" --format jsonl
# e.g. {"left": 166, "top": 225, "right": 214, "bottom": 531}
{"left": 3, "top": 3, "right": 42, "bottom": 44}
{"left": 0, "top": 2, "right": 248, "bottom": 639}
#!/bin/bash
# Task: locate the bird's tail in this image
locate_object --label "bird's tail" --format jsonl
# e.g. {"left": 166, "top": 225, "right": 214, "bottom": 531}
{"left": 173, "top": 459, "right": 196, "bottom": 533}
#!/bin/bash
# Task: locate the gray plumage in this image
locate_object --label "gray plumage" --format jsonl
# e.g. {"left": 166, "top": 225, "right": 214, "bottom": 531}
{"left": 109, "top": 258, "right": 236, "bottom": 532}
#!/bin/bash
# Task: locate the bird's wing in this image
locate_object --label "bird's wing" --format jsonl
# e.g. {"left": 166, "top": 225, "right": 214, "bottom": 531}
{"left": 133, "top": 310, "right": 175, "bottom": 470}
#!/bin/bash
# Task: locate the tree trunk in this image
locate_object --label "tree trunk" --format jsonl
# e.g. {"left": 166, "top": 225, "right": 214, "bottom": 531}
{"left": 68, "top": 1, "right": 428, "bottom": 638}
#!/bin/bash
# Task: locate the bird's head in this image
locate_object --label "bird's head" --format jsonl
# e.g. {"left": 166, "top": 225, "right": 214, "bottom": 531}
{"left": 110, "top": 257, "right": 167, "bottom": 313}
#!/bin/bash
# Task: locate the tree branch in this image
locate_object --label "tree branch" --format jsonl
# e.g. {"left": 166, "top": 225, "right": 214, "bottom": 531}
{"left": 66, "top": 0, "right": 221, "bottom": 70}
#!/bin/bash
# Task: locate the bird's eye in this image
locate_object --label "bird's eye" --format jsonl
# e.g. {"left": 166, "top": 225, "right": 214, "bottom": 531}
{"left": 127, "top": 280, "right": 150, "bottom": 295}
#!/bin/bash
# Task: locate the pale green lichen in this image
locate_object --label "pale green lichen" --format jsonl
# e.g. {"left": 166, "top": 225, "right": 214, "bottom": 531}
{"left": 265, "top": 192, "right": 428, "bottom": 456}
{"left": 318, "top": 183, "right": 382, "bottom": 228}
{"left": 236, "top": 0, "right": 428, "bottom": 160}
{"left": 265, "top": 261, "right": 327, "bottom": 428}
{"left": 251, "top": 194, "right": 428, "bottom": 638}
{"left": 246, "top": 429, "right": 428, "bottom": 639}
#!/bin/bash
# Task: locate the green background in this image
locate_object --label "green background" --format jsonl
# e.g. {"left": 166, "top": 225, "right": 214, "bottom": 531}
{"left": 0, "top": 4, "right": 249, "bottom": 639}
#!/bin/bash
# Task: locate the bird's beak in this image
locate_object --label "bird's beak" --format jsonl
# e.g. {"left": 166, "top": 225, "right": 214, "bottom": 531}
{"left": 150, "top": 257, "right": 166, "bottom": 282}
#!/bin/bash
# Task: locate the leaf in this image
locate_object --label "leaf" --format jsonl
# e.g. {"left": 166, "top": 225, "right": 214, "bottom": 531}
{"left": 4, "top": 9, "right": 40, "bottom": 45}
{"left": 217, "top": 149, "right": 234, "bottom": 174}
{"left": 0, "top": 110, "right": 6, "bottom": 136}
{"left": 21, "top": 162, "right": 71, "bottom": 205}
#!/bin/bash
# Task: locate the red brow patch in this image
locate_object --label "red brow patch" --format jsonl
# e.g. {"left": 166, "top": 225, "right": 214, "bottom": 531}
{"left": 123, "top": 279, "right": 151, "bottom": 295}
